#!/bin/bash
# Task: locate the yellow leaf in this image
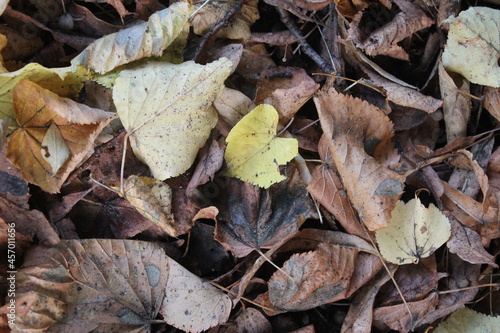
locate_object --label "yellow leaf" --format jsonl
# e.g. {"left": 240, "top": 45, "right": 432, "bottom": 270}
{"left": 71, "top": 2, "right": 191, "bottom": 74}
{"left": 375, "top": 196, "right": 451, "bottom": 265}
{"left": 433, "top": 306, "right": 500, "bottom": 333}
{"left": 0, "top": 63, "right": 87, "bottom": 127}
{"left": 6, "top": 80, "right": 116, "bottom": 193}
{"left": 121, "top": 175, "right": 178, "bottom": 236}
{"left": 224, "top": 104, "right": 298, "bottom": 188}
{"left": 113, "top": 58, "right": 232, "bottom": 180}
{"left": 442, "top": 7, "right": 500, "bottom": 88}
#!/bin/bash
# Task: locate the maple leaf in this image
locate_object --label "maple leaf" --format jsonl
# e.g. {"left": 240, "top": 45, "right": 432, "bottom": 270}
{"left": 224, "top": 104, "right": 298, "bottom": 188}
{"left": 6, "top": 79, "right": 116, "bottom": 193}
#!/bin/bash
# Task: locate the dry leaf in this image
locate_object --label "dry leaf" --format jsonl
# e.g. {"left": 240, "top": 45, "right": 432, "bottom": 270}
{"left": 347, "top": 0, "right": 434, "bottom": 60}
{"left": 442, "top": 7, "right": 500, "bottom": 88}
{"left": 71, "top": 2, "right": 191, "bottom": 74}
{"left": 191, "top": 0, "right": 259, "bottom": 39}
{"left": 121, "top": 175, "right": 179, "bottom": 236}
{"left": 113, "top": 58, "right": 232, "bottom": 180}
{"left": 159, "top": 257, "right": 231, "bottom": 333}
{"left": 363, "top": 67, "right": 443, "bottom": 113}
{"left": 314, "top": 89, "right": 405, "bottom": 231}
{"left": 6, "top": 79, "right": 116, "bottom": 193}
{"left": 438, "top": 61, "right": 472, "bottom": 142}
{"left": 215, "top": 170, "right": 315, "bottom": 257}
{"left": 433, "top": 306, "right": 500, "bottom": 333}
{"left": 484, "top": 87, "right": 500, "bottom": 122}
{"left": 0, "top": 63, "right": 86, "bottom": 127}
{"left": 214, "top": 87, "right": 255, "bottom": 127}
{"left": 7, "top": 239, "right": 169, "bottom": 332}
{"left": 224, "top": 104, "right": 298, "bottom": 188}
{"left": 81, "top": 0, "right": 131, "bottom": 19}
{"left": 375, "top": 196, "right": 451, "bottom": 265}
{"left": 222, "top": 308, "right": 272, "bottom": 333}
{"left": 254, "top": 67, "right": 319, "bottom": 124}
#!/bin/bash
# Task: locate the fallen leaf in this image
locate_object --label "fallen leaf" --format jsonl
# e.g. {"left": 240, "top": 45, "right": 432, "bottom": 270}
{"left": 214, "top": 87, "right": 255, "bottom": 127}
{"left": 121, "top": 175, "right": 179, "bottom": 236}
{"left": 6, "top": 79, "right": 116, "bottom": 193}
{"left": 218, "top": 308, "right": 272, "bottom": 333}
{"left": 347, "top": 0, "right": 434, "bottom": 60}
{"left": 254, "top": 67, "right": 319, "bottom": 124}
{"left": 447, "top": 218, "right": 497, "bottom": 267}
{"left": 484, "top": 87, "right": 500, "bottom": 122}
{"left": 191, "top": 0, "right": 259, "bottom": 39}
{"left": 224, "top": 104, "right": 299, "bottom": 188}
{"left": 7, "top": 239, "right": 169, "bottom": 332}
{"left": 433, "top": 306, "right": 500, "bottom": 333}
{"left": 314, "top": 89, "right": 405, "bottom": 231}
{"left": 438, "top": 61, "right": 471, "bottom": 142}
{"left": 442, "top": 7, "right": 500, "bottom": 88}
{"left": 373, "top": 292, "right": 439, "bottom": 333}
{"left": 159, "top": 256, "right": 231, "bottom": 333}
{"left": 71, "top": 2, "right": 191, "bottom": 74}
{"left": 215, "top": 170, "right": 315, "bottom": 257}
{"left": 113, "top": 58, "right": 232, "bottom": 180}
{"left": 0, "top": 63, "right": 86, "bottom": 126}
{"left": 375, "top": 196, "right": 451, "bottom": 265}
{"left": 334, "top": 0, "right": 369, "bottom": 18}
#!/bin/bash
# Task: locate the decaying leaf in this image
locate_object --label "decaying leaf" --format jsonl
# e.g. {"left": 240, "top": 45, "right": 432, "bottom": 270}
{"left": 8, "top": 239, "right": 169, "bottom": 332}
{"left": 442, "top": 7, "right": 500, "bottom": 88}
{"left": 214, "top": 87, "right": 255, "bottom": 127}
{"left": 6, "top": 79, "right": 116, "bottom": 193}
{"left": 5, "top": 239, "right": 231, "bottom": 333}
{"left": 71, "top": 2, "right": 191, "bottom": 74}
{"left": 191, "top": 0, "right": 259, "bottom": 39}
{"left": 254, "top": 67, "right": 319, "bottom": 124}
{"left": 113, "top": 58, "right": 232, "bottom": 180}
{"left": 433, "top": 306, "right": 500, "bottom": 333}
{"left": 347, "top": 0, "right": 434, "bottom": 60}
{"left": 159, "top": 256, "right": 231, "bottom": 333}
{"left": 375, "top": 196, "right": 451, "bottom": 265}
{"left": 314, "top": 89, "right": 405, "bottom": 231}
{"left": 224, "top": 104, "right": 299, "bottom": 188}
{"left": 215, "top": 170, "right": 315, "bottom": 257}
{"left": 121, "top": 175, "right": 178, "bottom": 236}
{"left": 0, "top": 63, "right": 86, "bottom": 126}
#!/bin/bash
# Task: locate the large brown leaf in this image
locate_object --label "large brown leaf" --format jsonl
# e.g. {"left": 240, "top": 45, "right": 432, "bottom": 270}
{"left": 314, "top": 89, "right": 405, "bottom": 231}
{"left": 6, "top": 79, "right": 115, "bottom": 193}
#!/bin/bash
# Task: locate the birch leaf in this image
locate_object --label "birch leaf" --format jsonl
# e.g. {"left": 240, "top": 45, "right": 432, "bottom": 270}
{"left": 375, "top": 196, "right": 451, "bottom": 265}
{"left": 113, "top": 58, "right": 232, "bottom": 180}
{"left": 442, "top": 7, "right": 500, "bottom": 88}
{"left": 71, "top": 2, "right": 191, "bottom": 74}
{"left": 224, "top": 104, "right": 298, "bottom": 188}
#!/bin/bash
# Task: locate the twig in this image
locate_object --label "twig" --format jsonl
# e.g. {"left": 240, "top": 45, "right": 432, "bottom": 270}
{"left": 192, "top": 0, "right": 244, "bottom": 63}
{"left": 276, "top": 7, "right": 334, "bottom": 74}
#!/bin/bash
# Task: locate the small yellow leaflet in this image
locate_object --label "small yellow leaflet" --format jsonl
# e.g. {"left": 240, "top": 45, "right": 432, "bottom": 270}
{"left": 224, "top": 104, "right": 298, "bottom": 188}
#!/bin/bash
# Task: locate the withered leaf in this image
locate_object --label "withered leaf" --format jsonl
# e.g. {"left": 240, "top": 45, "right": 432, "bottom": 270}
{"left": 215, "top": 169, "right": 315, "bottom": 257}
{"left": 6, "top": 79, "right": 115, "bottom": 193}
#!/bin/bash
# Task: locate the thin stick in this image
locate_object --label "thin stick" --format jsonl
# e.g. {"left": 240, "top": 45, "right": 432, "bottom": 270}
{"left": 256, "top": 248, "right": 294, "bottom": 282}
{"left": 277, "top": 7, "right": 334, "bottom": 74}
{"left": 210, "top": 281, "right": 274, "bottom": 311}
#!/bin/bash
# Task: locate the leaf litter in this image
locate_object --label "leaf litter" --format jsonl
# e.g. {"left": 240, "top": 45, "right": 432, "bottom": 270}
{"left": 1, "top": 1, "right": 500, "bottom": 332}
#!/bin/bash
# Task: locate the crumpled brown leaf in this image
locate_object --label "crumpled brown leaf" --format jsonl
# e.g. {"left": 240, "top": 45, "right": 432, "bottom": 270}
{"left": 314, "top": 88, "right": 405, "bottom": 231}
{"left": 347, "top": 0, "right": 434, "bottom": 60}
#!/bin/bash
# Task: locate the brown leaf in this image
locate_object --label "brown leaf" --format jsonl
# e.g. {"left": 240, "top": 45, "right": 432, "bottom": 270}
{"left": 347, "top": 0, "right": 434, "bottom": 60}
{"left": 215, "top": 169, "right": 316, "bottom": 257}
{"left": 222, "top": 308, "right": 272, "bottom": 333}
{"left": 373, "top": 292, "right": 439, "bottom": 333}
{"left": 314, "top": 89, "right": 405, "bottom": 231}
{"left": 484, "top": 87, "right": 500, "bottom": 122}
{"left": 307, "top": 136, "right": 365, "bottom": 237}
{"left": 363, "top": 67, "right": 443, "bottom": 113}
{"left": 6, "top": 80, "right": 116, "bottom": 193}
{"left": 438, "top": 61, "right": 472, "bottom": 143}
{"left": 447, "top": 218, "right": 497, "bottom": 267}
{"left": 254, "top": 67, "right": 319, "bottom": 124}
{"left": 334, "top": 0, "right": 369, "bottom": 18}
{"left": 11, "top": 239, "right": 169, "bottom": 332}
{"left": 214, "top": 87, "right": 256, "bottom": 127}
{"left": 268, "top": 244, "right": 357, "bottom": 312}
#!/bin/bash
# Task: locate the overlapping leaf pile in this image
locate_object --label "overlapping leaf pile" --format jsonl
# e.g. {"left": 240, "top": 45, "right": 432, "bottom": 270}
{"left": 0, "top": 1, "right": 499, "bottom": 332}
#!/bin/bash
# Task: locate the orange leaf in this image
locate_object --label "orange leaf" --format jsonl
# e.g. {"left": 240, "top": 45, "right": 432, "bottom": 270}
{"left": 6, "top": 79, "right": 116, "bottom": 193}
